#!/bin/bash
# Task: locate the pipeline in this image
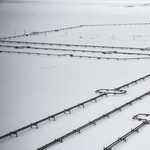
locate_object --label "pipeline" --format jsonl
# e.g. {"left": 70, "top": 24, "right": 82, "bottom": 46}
{"left": 0, "top": 74, "right": 149, "bottom": 141}
{"left": 103, "top": 114, "right": 150, "bottom": 150}
{"left": 36, "top": 93, "right": 150, "bottom": 150}
{"left": 0, "top": 23, "right": 149, "bottom": 40}
{"left": 0, "top": 40, "right": 146, "bottom": 51}
{"left": 1, "top": 45, "right": 150, "bottom": 56}
{"left": 0, "top": 50, "right": 150, "bottom": 60}
{"left": 0, "top": 25, "right": 82, "bottom": 40}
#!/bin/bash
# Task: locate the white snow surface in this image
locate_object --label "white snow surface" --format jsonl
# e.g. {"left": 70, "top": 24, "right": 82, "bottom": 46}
{"left": 0, "top": 1, "right": 150, "bottom": 150}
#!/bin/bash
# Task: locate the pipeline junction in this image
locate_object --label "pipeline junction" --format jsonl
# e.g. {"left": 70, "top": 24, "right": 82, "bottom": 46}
{"left": 103, "top": 114, "right": 150, "bottom": 150}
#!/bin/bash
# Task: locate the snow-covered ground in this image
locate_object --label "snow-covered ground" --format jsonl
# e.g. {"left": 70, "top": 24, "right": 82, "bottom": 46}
{"left": 0, "top": 1, "right": 150, "bottom": 150}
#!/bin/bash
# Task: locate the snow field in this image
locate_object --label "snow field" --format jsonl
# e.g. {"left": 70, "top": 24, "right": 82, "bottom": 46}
{"left": 0, "top": 52, "right": 150, "bottom": 150}
{"left": 0, "top": 1, "right": 150, "bottom": 150}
